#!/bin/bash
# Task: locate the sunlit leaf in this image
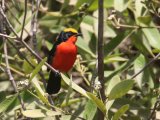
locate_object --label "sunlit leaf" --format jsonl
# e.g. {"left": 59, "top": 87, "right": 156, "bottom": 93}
{"left": 22, "top": 109, "right": 61, "bottom": 118}
{"left": 108, "top": 80, "right": 134, "bottom": 100}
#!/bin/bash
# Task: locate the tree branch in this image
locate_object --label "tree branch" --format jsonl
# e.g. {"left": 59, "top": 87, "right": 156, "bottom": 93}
{"left": 97, "top": 0, "right": 106, "bottom": 119}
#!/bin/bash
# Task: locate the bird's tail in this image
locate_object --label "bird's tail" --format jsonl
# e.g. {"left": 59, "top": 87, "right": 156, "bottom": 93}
{"left": 46, "top": 71, "right": 61, "bottom": 94}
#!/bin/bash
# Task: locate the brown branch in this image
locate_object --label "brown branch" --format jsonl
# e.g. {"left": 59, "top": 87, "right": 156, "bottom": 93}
{"left": 97, "top": 0, "right": 106, "bottom": 119}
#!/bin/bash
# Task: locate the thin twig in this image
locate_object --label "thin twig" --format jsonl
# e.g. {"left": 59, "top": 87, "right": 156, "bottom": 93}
{"left": 0, "top": 33, "right": 16, "bottom": 39}
{"left": 97, "top": 0, "right": 105, "bottom": 119}
{"left": 148, "top": 96, "right": 160, "bottom": 120}
{"left": 20, "top": 0, "right": 27, "bottom": 40}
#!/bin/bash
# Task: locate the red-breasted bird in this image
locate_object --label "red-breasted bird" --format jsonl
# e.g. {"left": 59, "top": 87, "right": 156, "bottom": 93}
{"left": 47, "top": 28, "right": 82, "bottom": 94}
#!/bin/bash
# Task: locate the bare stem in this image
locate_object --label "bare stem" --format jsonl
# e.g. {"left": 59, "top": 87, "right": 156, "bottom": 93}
{"left": 97, "top": 0, "right": 105, "bottom": 119}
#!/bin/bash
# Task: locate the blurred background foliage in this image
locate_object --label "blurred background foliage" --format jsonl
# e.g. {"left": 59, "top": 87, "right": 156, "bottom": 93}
{"left": 0, "top": 0, "right": 160, "bottom": 119}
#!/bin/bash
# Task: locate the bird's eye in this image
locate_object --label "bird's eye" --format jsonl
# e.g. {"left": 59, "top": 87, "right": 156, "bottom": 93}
{"left": 65, "top": 32, "right": 72, "bottom": 38}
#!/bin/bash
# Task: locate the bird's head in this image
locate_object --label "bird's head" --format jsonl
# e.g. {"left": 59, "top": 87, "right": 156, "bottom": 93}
{"left": 57, "top": 28, "right": 82, "bottom": 43}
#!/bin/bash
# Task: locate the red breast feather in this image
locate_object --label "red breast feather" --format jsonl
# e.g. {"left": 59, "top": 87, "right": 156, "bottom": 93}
{"left": 52, "top": 36, "right": 77, "bottom": 72}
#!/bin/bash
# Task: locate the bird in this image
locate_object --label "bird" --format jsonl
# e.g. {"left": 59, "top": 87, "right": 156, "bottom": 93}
{"left": 47, "top": 28, "right": 82, "bottom": 94}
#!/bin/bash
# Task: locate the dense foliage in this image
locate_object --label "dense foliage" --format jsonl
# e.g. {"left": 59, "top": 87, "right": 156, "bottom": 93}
{"left": 0, "top": 0, "right": 160, "bottom": 120}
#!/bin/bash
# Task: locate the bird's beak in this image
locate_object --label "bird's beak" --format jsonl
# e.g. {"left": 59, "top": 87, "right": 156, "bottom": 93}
{"left": 76, "top": 33, "right": 82, "bottom": 37}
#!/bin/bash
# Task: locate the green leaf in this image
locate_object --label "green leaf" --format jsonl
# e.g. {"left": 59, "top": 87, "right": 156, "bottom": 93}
{"left": 76, "top": 37, "right": 96, "bottom": 58}
{"left": 61, "top": 74, "right": 106, "bottom": 114}
{"left": 108, "top": 80, "right": 134, "bottom": 100}
{"left": 134, "top": 54, "right": 145, "bottom": 88}
{"left": 61, "top": 73, "right": 90, "bottom": 98}
{"left": 134, "top": 54, "right": 154, "bottom": 89}
{"left": 142, "top": 24, "right": 160, "bottom": 49}
{"left": 104, "top": 30, "right": 134, "bottom": 56}
{"left": 22, "top": 109, "right": 61, "bottom": 118}
{"left": 104, "top": 56, "right": 127, "bottom": 64}
{"left": 83, "top": 100, "right": 97, "bottom": 120}
{"left": 29, "top": 57, "right": 47, "bottom": 81}
{"left": 88, "top": 0, "right": 114, "bottom": 11}
{"left": 131, "top": 31, "right": 153, "bottom": 56}
{"left": 87, "top": 92, "right": 106, "bottom": 114}
{"left": 137, "top": 16, "right": 151, "bottom": 25}
{"left": 112, "top": 104, "right": 129, "bottom": 120}
{"left": 114, "top": 0, "right": 130, "bottom": 12}
{"left": 106, "top": 75, "right": 121, "bottom": 95}
{"left": 22, "top": 60, "right": 34, "bottom": 74}
{"left": 106, "top": 75, "right": 121, "bottom": 112}
{"left": 0, "top": 94, "right": 17, "bottom": 114}
{"left": 106, "top": 54, "right": 139, "bottom": 80}
{"left": 31, "top": 77, "right": 49, "bottom": 105}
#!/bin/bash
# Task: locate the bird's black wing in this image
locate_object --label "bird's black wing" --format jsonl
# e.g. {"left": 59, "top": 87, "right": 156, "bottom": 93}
{"left": 47, "top": 33, "right": 64, "bottom": 69}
